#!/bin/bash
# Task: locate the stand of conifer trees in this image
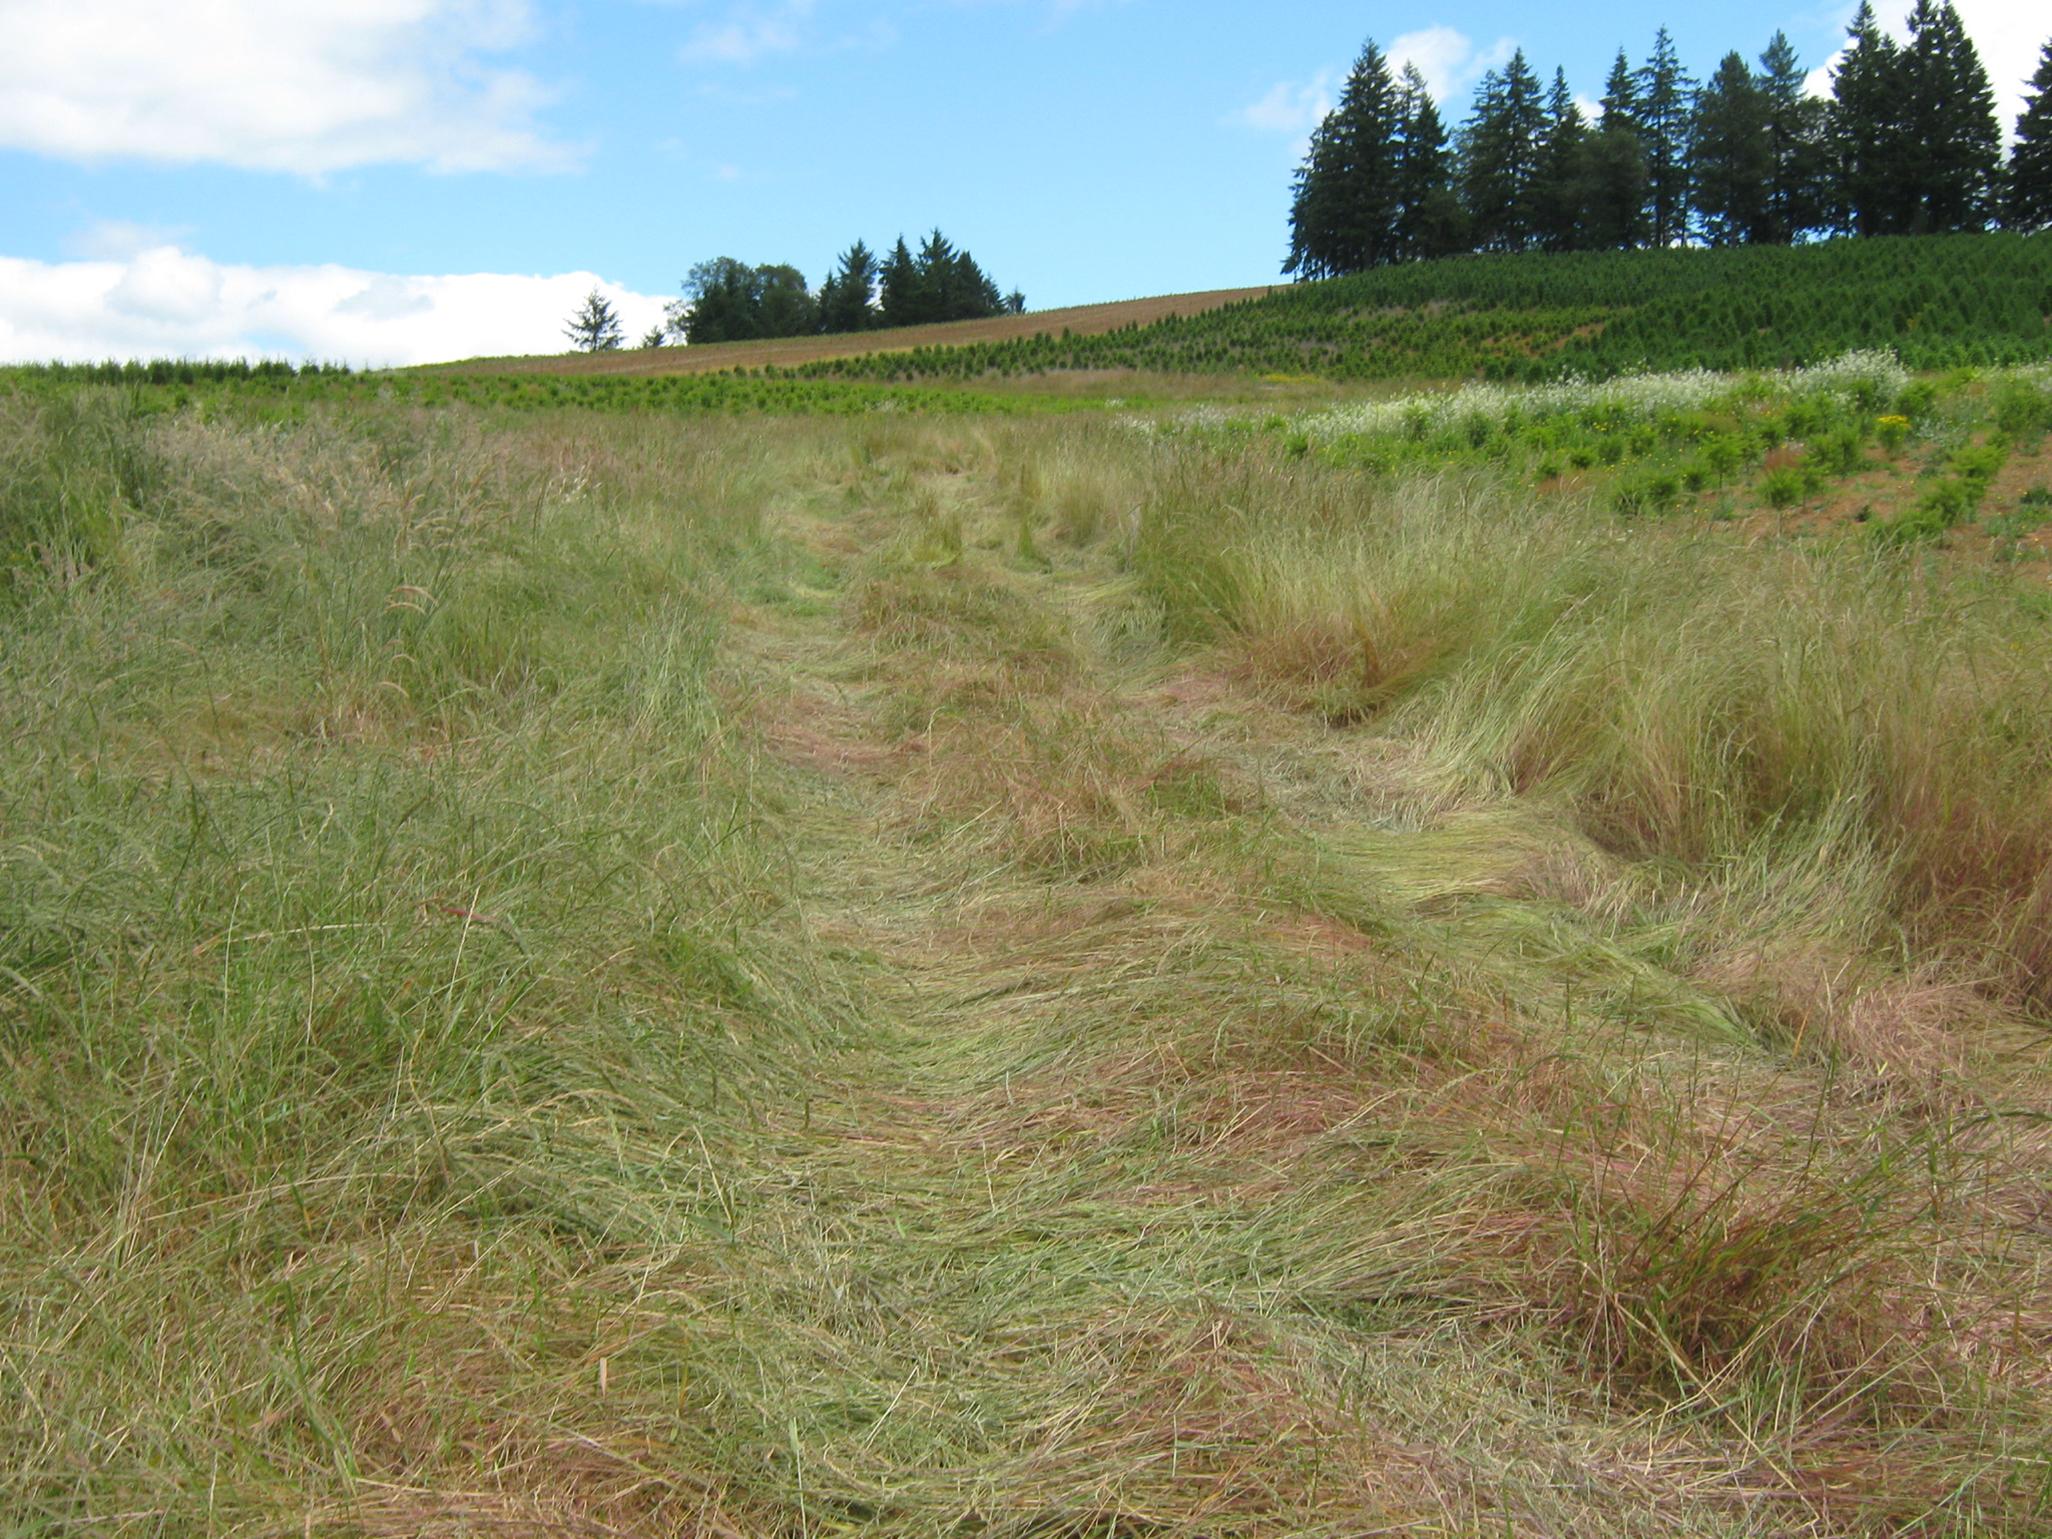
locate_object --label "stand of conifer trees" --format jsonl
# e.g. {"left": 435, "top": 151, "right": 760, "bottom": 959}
{"left": 664, "top": 230, "right": 1022, "bottom": 345}
{"left": 1287, "top": 5, "right": 2048, "bottom": 278}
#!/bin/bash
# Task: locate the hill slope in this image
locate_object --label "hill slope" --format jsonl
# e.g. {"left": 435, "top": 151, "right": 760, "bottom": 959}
{"left": 433, "top": 286, "right": 1275, "bottom": 377}
{"left": 795, "top": 234, "right": 2052, "bottom": 384}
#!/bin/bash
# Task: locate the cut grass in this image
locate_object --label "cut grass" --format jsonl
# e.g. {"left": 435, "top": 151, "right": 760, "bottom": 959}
{"left": 4, "top": 391, "right": 2052, "bottom": 1535}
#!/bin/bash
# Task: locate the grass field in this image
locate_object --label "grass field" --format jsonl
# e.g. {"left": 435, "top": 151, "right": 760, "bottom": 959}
{"left": 429, "top": 287, "right": 1277, "bottom": 378}
{"left": 7, "top": 371, "right": 2052, "bottom": 1534}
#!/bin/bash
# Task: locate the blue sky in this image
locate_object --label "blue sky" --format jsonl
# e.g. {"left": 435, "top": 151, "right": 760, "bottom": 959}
{"left": 0, "top": 0, "right": 2040, "bottom": 365}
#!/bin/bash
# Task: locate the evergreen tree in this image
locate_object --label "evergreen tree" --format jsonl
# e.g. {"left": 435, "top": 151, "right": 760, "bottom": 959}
{"left": 1580, "top": 123, "right": 1651, "bottom": 248}
{"left": 817, "top": 240, "right": 879, "bottom": 334}
{"left": 1691, "top": 52, "right": 1773, "bottom": 245}
{"left": 1757, "top": 31, "right": 1827, "bottom": 242}
{"left": 1394, "top": 64, "right": 1464, "bottom": 259}
{"left": 1829, "top": 3, "right": 1902, "bottom": 236}
{"left": 562, "top": 288, "right": 623, "bottom": 352}
{"left": 2009, "top": 39, "right": 2052, "bottom": 231}
{"left": 1284, "top": 38, "right": 1405, "bottom": 276}
{"left": 1587, "top": 48, "right": 1651, "bottom": 248}
{"left": 1460, "top": 50, "right": 1547, "bottom": 252}
{"left": 1896, "top": 0, "right": 2002, "bottom": 231}
{"left": 1636, "top": 28, "right": 1696, "bottom": 244}
{"left": 878, "top": 237, "right": 920, "bottom": 328}
{"left": 1601, "top": 49, "right": 1641, "bottom": 131}
{"left": 638, "top": 325, "right": 666, "bottom": 349}
{"left": 949, "top": 249, "right": 1004, "bottom": 320}
{"left": 915, "top": 229, "right": 960, "bottom": 321}
{"left": 1534, "top": 69, "right": 1590, "bottom": 251}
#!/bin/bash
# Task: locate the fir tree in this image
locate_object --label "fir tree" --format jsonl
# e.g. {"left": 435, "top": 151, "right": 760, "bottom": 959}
{"left": 1601, "top": 49, "right": 1641, "bottom": 131}
{"left": 817, "top": 241, "right": 879, "bottom": 334}
{"left": 2009, "top": 39, "right": 2052, "bottom": 232}
{"left": 1394, "top": 64, "right": 1463, "bottom": 259}
{"left": 1588, "top": 48, "right": 1651, "bottom": 249}
{"left": 915, "top": 230, "right": 960, "bottom": 321}
{"left": 1534, "top": 69, "right": 1590, "bottom": 251}
{"left": 1757, "top": 31, "right": 1827, "bottom": 243}
{"left": 949, "top": 249, "right": 1004, "bottom": 320}
{"left": 1284, "top": 39, "right": 1406, "bottom": 276}
{"left": 1460, "top": 50, "right": 1547, "bottom": 253}
{"left": 1691, "top": 52, "right": 1773, "bottom": 245}
{"left": 1636, "top": 28, "right": 1696, "bottom": 244}
{"left": 1896, "top": 0, "right": 2002, "bottom": 231}
{"left": 562, "top": 288, "right": 623, "bottom": 352}
{"left": 1830, "top": 3, "right": 1902, "bottom": 236}
{"left": 1581, "top": 123, "right": 1651, "bottom": 248}
{"left": 878, "top": 237, "right": 920, "bottom": 328}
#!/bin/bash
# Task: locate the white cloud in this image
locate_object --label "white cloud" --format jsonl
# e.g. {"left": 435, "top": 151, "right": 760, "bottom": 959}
{"left": 1803, "top": 0, "right": 2041, "bottom": 137}
{"left": 64, "top": 220, "right": 194, "bottom": 260}
{"left": 1387, "top": 26, "right": 1516, "bottom": 109}
{"left": 0, "top": 247, "right": 672, "bottom": 367}
{"left": 1233, "top": 26, "right": 1519, "bottom": 141}
{"left": 1231, "top": 73, "right": 1338, "bottom": 136}
{"left": 680, "top": 0, "right": 815, "bottom": 65}
{"left": 0, "top": 0, "right": 573, "bottom": 174}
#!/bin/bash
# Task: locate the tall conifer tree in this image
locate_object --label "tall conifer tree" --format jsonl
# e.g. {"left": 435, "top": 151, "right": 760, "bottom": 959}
{"left": 1586, "top": 48, "right": 1652, "bottom": 248}
{"left": 1636, "top": 29, "right": 1696, "bottom": 244}
{"left": 1534, "top": 69, "right": 1590, "bottom": 251}
{"left": 1601, "top": 49, "right": 1641, "bottom": 130}
{"left": 1692, "top": 52, "right": 1773, "bottom": 245}
{"left": 1757, "top": 32, "right": 1827, "bottom": 242}
{"left": 1284, "top": 39, "right": 1406, "bottom": 276}
{"left": 1830, "top": 3, "right": 1902, "bottom": 235}
{"left": 1460, "top": 50, "right": 1547, "bottom": 252}
{"left": 1895, "top": 0, "right": 2002, "bottom": 231}
{"left": 1393, "top": 64, "right": 1463, "bottom": 260}
{"left": 2009, "top": 39, "right": 2052, "bottom": 231}
{"left": 817, "top": 241, "right": 878, "bottom": 334}
{"left": 878, "top": 238, "right": 920, "bottom": 328}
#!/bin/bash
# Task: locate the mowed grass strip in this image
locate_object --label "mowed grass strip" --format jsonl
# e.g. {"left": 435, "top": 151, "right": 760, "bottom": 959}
{"left": 4, "top": 391, "right": 2052, "bottom": 1535}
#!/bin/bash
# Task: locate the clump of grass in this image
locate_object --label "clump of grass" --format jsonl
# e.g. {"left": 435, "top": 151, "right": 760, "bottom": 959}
{"left": 1124, "top": 436, "right": 2052, "bottom": 1008}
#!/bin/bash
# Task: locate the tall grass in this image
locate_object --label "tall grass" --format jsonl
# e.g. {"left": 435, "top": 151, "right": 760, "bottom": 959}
{"left": 5, "top": 391, "right": 2051, "bottom": 1535}
{"left": 1125, "top": 439, "right": 2052, "bottom": 1014}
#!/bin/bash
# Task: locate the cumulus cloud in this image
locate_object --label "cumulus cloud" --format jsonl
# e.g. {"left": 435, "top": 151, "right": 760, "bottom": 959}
{"left": 1386, "top": 26, "right": 1516, "bottom": 108}
{"left": 0, "top": 247, "right": 671, "bottom": 368}
{"left": 1231, "top": 73, "right": 1338, "bottom": 136}
{"left": 0, "top": 0, "right": 573, "bottom": 174}
{"left": 679, "top": 0, "right": 816, "bottom": 65}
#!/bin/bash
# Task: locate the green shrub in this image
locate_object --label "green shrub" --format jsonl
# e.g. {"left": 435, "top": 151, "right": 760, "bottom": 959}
{"left": 1760, "top": 465, "right": 1807, "bottom": 509}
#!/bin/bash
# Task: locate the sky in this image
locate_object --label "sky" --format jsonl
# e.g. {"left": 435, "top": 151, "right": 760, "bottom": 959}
{"left": 0, "top": 0, "right": 2042, "bottom": 367}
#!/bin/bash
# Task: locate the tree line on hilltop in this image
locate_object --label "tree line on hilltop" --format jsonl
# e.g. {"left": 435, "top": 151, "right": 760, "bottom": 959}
{"left": 562, "top": 230, "right": 1024, "bottom": 352}
{"left": 1286, "top": 3, "right": 2052, "bottom": 279}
